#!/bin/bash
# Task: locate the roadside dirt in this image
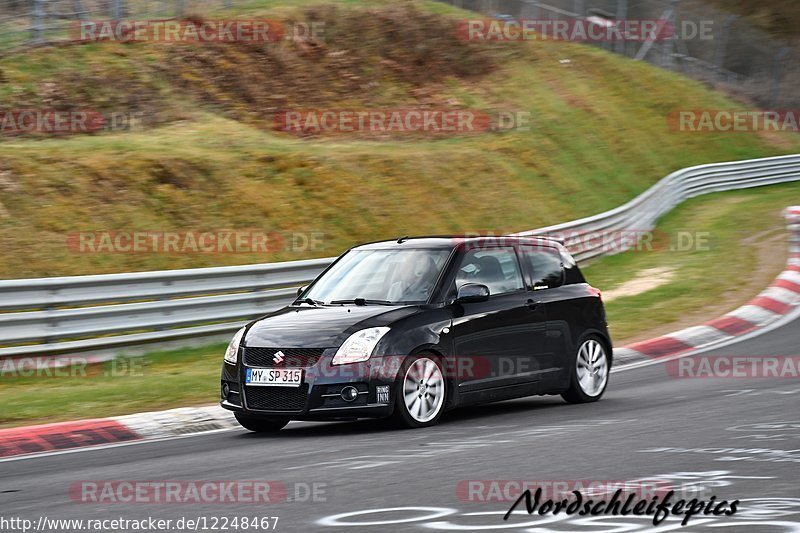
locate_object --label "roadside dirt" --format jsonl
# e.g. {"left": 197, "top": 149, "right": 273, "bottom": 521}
{"left": 603, "top": 267, "right": 676, "bottom": 302}
{"left": 614, "top": 227, "right": 789, "bottom": 346}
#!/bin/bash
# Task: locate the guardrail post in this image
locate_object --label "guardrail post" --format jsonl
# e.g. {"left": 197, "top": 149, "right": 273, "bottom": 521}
{"left": 72, "top": 0, "right": 85, "bottom": 20}
{"left": 661, "top": 0, "right": 679, "bottom": 69}
{"left": 770, "top": 47, "right": 790, "bottom": 108}
{"left": 31, "top": 0, "right": 45, "bottom": 44}
{"left": 614, "top": 0, "right": 627, "bottom": 55}
{"left": 110, "top": 0, "right": 126, "bottom": 19}
{"left": 713, "top": 15, "right": 737, "bottom": 83}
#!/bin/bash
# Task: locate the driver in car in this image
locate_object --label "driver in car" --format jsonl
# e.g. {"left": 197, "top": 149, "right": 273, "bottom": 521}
{"left": 387, "top": 254, "right": 438, "bottom": 302}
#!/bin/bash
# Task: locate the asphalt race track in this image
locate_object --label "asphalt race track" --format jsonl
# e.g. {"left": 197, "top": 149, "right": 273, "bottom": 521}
{"left": 2, "top": 317, "right": 799, "bottom": 533}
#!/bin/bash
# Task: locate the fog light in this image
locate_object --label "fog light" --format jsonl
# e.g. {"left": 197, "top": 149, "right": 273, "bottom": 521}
{"left": 222, "top": 382, "right": 230, "bottom": 400}
{"left": 341, "top": 386, "right": 359, "bottom": 402}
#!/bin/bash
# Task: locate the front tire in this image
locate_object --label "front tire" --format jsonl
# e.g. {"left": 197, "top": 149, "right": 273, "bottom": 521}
{"left": 392, "top": 354, "right": 447, "bottom": 428}
{"left": 234, "top": 413, "right": 289, "bottom": 432}
{"left": 562, "top": 336, "right": 610, "bottom": 404}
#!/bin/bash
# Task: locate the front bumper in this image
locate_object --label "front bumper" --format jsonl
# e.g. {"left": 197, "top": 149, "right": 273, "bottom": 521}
{"left": 221, "top": 399, "right": 394, "bottom": 420}
{"left": 220, "top": 352, "right": 398, "bottom": 420}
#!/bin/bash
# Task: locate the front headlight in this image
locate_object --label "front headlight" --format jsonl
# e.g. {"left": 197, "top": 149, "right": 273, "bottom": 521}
{"left": 332, "top": 327, "right": 391, "bottom": 365}
{"left": 224, "top": 327, "right": 245, "bottom": 365}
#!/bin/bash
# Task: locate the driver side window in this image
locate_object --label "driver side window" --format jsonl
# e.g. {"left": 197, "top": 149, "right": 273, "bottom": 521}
{"left": 456, "top": 248, "right": 524, "bottom": 296}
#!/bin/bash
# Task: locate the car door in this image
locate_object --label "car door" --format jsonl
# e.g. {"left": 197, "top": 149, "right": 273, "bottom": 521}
{"left": 450, "top": 246, "right": 549, "bottom": 394}
{"left": 518, "top": 243, "right": 570, "bottom": 384}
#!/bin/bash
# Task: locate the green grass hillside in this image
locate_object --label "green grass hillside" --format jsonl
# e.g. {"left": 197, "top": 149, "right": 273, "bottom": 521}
{"left": 0, "top": 0, "right": 798, "bottom": 278}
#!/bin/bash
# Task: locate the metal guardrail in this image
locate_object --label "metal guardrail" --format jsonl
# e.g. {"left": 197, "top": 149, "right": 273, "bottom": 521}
{"left": 0, "top": 257, "right": 335, "bottom": 357}
{"left": 516, "top": 155, "right": 800, "bottom": 261}
{"left": 1, "top": 154, "right": 799, "bottom": 358}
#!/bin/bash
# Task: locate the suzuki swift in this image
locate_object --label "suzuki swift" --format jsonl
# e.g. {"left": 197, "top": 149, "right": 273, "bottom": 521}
{"left": 221, "top": 236, "right": 612, "bottom": 430}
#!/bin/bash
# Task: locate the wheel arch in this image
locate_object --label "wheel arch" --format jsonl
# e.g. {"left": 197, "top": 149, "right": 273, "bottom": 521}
{"left": 576, "top": 329, "right": 614, "bottom": 368}
{"left": 407, "top": 346, "right": 457, "bottom": 409}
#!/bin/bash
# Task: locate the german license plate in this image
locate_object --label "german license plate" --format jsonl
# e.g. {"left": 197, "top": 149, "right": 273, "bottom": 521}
{"left": 245, "top": 367, "right": 303, "bottom": 387}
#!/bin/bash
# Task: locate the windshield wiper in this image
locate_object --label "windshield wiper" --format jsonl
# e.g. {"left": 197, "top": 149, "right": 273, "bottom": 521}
{"left": 330, "top": 298, "right": 393, "bottom": 306}
{"left": 293, "top": 297, "right": 324, "bottom": 306}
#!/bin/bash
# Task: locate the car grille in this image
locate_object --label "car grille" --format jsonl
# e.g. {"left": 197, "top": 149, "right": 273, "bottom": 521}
{"left": 244, "top": 385, "right": 309, "bottom": 412}
{"left": 243, "top": 347, "right": 326, "bottom": 368}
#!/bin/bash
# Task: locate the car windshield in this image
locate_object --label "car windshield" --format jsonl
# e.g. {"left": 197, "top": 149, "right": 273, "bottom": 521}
{"left": 303, "top": 248, "right": 451, "bottom": 305}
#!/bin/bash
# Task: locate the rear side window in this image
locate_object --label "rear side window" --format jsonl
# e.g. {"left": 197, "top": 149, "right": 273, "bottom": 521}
{"left": 520, "top": 246, "right": 564, "bottom": 289}
{"left": 456, "top": 248, "right": 524, "bottom": 296}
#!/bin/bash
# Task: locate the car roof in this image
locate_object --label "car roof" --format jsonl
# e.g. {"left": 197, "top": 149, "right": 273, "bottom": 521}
{"left": 352, "top": 235, "right": 566, "bottom": 251}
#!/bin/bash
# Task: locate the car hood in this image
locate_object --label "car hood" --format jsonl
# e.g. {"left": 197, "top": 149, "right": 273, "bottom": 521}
{"left": 243, "top": 304, "right": 419, "bottom": 348}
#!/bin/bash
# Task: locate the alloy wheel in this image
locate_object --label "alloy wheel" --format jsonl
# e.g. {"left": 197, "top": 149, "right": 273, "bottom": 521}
{"left": 402, "top": 357, "right": 445, "bottom": 423}
{"left": 576, "top": 339, "right": 608, "bottom": 397}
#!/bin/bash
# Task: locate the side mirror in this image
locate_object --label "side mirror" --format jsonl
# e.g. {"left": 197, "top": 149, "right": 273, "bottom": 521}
{"left": 455, "top": 283, "right": 490, "bottom": 303}
{"left": 296, "top": 286, "right": 307, "bottom": 297}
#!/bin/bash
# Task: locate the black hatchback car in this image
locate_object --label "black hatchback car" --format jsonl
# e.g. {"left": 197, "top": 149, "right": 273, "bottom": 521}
{"left": 221, "top": 236, "right": 612, "bottom": 430}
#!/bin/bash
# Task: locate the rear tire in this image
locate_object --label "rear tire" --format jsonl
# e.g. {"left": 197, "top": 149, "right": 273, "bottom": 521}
{"left": 391, "top": 354, "right": 447, "bottom": 428}
{"left": 562, "top": 336, "right": 610, "bottom": 404}
{"left": 234, "top": 413, "right": 289, "bottom": 432}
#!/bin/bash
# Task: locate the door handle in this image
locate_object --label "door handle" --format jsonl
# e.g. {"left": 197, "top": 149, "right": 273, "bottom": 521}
{"left": 526, "top": 299, "right": 541, "bottom": 310}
